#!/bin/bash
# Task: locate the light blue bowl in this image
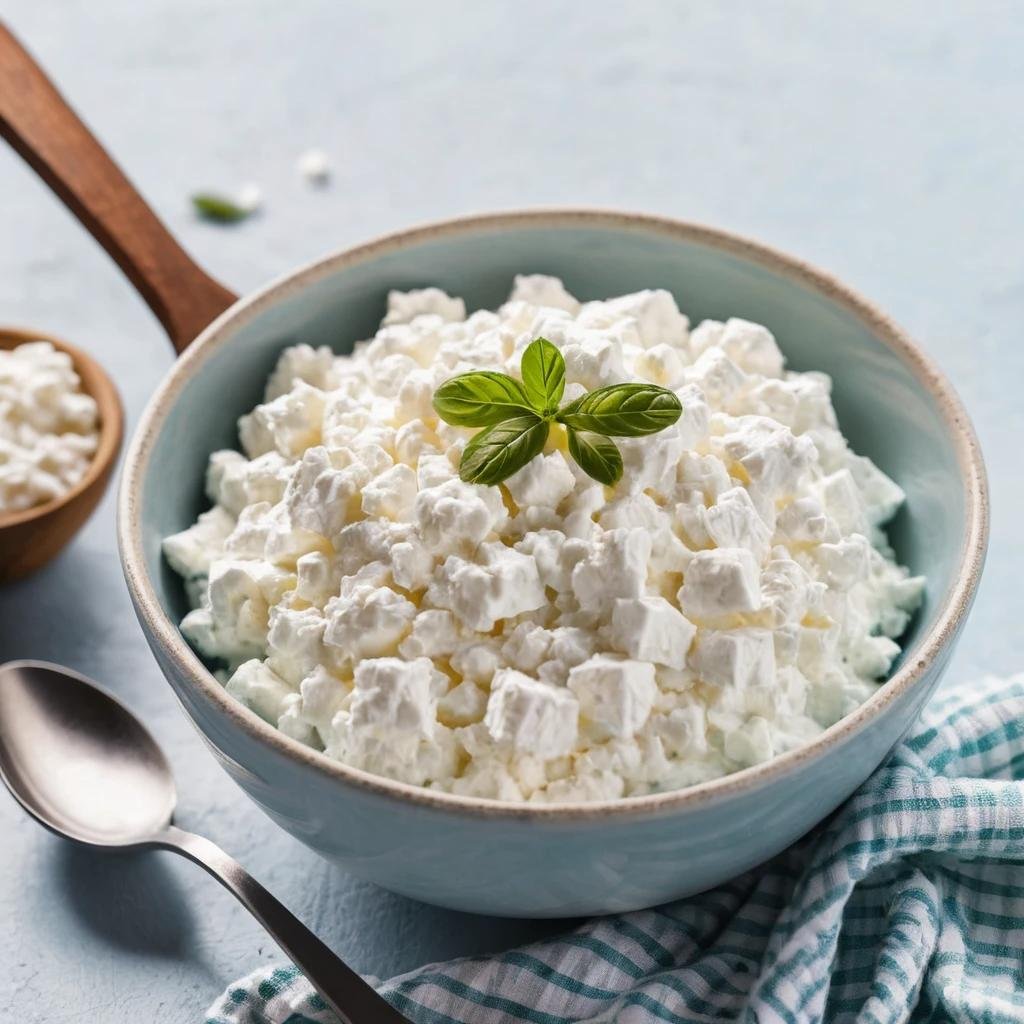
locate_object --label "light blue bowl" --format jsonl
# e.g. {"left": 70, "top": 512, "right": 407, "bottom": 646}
{"left": 119, "top": 211, "right": 988, "bottom": 917}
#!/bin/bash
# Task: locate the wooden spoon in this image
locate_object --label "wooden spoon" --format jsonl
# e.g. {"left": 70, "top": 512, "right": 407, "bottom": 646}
{"left": 0, "top": 327, "right": 123, "bottom": 581}
{"left": 0, "top": 23, "right": 237, "bottom": 580}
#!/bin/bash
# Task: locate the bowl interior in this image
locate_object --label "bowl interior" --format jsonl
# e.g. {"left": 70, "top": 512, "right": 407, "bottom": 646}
{"left": 141, "top": 216, "right": 970, "bottom": 682}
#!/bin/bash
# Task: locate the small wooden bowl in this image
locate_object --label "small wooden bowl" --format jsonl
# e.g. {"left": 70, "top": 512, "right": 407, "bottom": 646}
{"left": 0, "top": 327, "right": 123, "bottom": 582}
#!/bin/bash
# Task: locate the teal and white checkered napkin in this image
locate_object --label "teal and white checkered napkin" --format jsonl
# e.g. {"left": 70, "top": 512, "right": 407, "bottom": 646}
{"left": 206, "top": 675, "right": 1024, "bottom": 1024}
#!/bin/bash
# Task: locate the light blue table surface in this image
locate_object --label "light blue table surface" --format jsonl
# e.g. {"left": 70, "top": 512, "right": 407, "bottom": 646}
{"left": 1, "top": 2, "right": 1019, "bottom": 1020}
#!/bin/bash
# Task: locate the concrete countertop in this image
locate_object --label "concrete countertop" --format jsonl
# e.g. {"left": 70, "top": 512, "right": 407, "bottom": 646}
{"left": 1, "top": 2, "right": 1018, "bottom": 1020}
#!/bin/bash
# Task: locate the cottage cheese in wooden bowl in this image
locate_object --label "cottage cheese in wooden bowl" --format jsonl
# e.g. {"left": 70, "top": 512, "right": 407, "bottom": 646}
{"left": 0, "top": 340, "right": 100, "bottom": 517}
{"left": 164, "top": 276, "right": 923, "bottom": 803}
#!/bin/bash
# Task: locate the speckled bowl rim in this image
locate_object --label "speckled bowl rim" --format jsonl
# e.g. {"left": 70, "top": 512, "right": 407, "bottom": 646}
{"left": 0, "top": 327, "right": 123, "bottom": 531}
{"left": 118, "top": 208, "right": 989, "bottom": 821}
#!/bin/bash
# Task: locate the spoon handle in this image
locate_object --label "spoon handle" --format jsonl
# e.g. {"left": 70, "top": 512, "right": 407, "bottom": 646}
{"left": 0, "top": 21, "right": 237, "bottom": 353}
{"left": 159, "top": 826, "right": 408, "bottom": 1024}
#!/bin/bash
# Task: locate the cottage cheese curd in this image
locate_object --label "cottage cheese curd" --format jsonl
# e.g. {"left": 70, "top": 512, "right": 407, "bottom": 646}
{"left": 0, "top": 341, "right": 100, "bottom": 516}
{"left": 165, "top": 277, "right": 924, "bottom": 802}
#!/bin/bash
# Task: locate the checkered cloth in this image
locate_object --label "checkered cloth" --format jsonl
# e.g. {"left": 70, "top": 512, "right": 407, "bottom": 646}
{"left": 206, "top": 675, "right": 1024, "bottom": 1023}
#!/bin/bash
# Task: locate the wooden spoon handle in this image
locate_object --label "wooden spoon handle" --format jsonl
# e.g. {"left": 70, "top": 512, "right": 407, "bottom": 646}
{"left": 0, "top": 22, "right": 237, "bottom": 353}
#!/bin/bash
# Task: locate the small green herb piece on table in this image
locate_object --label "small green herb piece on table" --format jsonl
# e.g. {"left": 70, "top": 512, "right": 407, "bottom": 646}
{"left": 191, "top": 193, "right": 251, "bottom": 223}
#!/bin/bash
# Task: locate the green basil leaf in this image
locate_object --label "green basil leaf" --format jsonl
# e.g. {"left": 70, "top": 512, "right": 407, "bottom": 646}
{"left": 567, "top": 428, "right": 623, "bottom": 486}
{"left": 459, "top": 414, "right": 549, "bottom": 486}
{"left": 520, "top": 337, "right": 565, "bottom": 414}
{"left": 191, "top": 192, "right": 251, "bottom": 223}
{"left": 557, "top": 382, "right": 682, "bottom": 436}
{"left": 433, "top": 371, "right": 533, "bottom": 427}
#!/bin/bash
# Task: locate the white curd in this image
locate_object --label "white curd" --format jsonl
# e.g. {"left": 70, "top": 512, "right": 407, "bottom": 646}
{"left": 0, "top": 341, "right": 100, "bottom": 516}
{"left": 164, "top": 278, "right": 924, "bottom": 802}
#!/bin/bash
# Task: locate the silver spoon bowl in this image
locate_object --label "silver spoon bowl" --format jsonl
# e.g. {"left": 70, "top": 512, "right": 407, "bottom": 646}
{"left": 0, "top": 660, "right": 407, "bottom": 1024}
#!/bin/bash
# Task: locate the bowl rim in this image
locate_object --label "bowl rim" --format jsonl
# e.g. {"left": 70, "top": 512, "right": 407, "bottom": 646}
{"left": 0, "top": 326, "right": 123, "bottom": 532}
{"left": 117, "top": 207, "right": 989, "bottom": 821}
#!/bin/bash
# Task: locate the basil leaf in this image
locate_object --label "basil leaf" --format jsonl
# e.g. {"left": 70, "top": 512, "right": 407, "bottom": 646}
{"left": 567, "top": 428, "right": 623, "bottom": 486}
{"left": 520, "top": 337, "right": 565, "bottom": 414}
{"left": 191, "top": 193, "right": 251, "bottom": 223}
{"left": 459, "top": 414, "right": 549, "bottom": 486}
{"left": 558, "top": 383, "right": 682, "bottom": 436}
{"left": 433, "top": 371, "right": 533, "bottom": 427}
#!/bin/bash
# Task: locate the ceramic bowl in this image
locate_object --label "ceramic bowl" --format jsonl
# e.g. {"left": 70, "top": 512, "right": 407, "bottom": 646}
{"left": 118, "top": 210, "right": 988, "bottom": 917}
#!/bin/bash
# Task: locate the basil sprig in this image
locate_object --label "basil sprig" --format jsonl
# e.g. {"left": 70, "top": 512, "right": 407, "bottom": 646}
{"left": 432, "top": 337, "right": 682, "bottom": 487}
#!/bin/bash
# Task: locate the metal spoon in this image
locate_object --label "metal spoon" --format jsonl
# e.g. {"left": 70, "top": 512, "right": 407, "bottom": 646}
{"left": 0, "top": 660, "right": 407, "bottom": 1024}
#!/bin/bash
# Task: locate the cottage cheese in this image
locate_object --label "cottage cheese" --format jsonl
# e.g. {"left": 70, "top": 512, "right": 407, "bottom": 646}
{"left": 165, "top": 277, "right": 925, "bottom": 803}
{"left": 0, "top": 341, "right": 100, "bottom": 516}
